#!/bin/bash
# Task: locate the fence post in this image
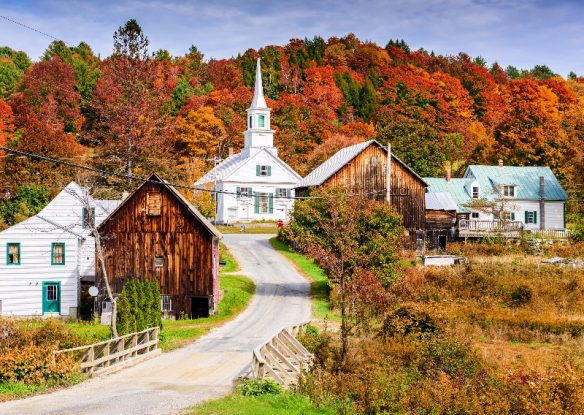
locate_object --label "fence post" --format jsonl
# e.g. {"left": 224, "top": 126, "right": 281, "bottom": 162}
{"left": 132, "top": 333, "right": 138, "bottom": 357}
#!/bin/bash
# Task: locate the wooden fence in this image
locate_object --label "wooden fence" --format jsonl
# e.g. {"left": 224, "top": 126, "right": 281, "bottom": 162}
{"left": 55, "top": 327, "right": 159, "bottom": 375}
{"left": 252, "top": 322, "right": 313, "bottom": 388}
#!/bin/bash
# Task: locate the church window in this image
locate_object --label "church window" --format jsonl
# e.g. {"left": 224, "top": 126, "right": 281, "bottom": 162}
{"left": 258, "top": 115, "right": 265, "bottom": 128}
{"left": 249, "top": 116, "right": 252, "bottom": 128}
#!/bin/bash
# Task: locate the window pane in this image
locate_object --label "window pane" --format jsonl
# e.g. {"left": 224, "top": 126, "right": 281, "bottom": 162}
{"left": 47, "top": 285, "right": 57, "bottom": 301}
{"left": 258, "top": 115, "right": 265, "bottom": 128}
{"left": 8, "top": 244, "right": 19, "bottom": 264}
{"left": 259, "top": 193, "right": 269, "bottom": 213}
{"left": 53, "top": 244, "right": 64, "bottom": 264}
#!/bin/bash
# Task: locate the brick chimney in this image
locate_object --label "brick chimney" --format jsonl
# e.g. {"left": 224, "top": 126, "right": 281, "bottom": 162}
{"left": 498, "top": 159, "right": 504, "bottom": 168}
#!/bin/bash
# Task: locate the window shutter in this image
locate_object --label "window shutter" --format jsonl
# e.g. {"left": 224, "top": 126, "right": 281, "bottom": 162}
{"left": 275, "top": 188, "right": 280, "bottom": 198}
{"left": 249, "top": 187, "right": 253, "bottom": 196}
{"left": 269, "top": 193, "right": 274, "bottom": 213}
{"left": 533, "top": 211, "right": 537, "bottom": 224}
{"left": 268, "top": 166, "right": 272, "bottom": 176}
{"left": 287, "top": 189, "right": 291, "bottom": 198}
{"left": 524, "top": 211, "right": 528, "bottom": 224}
{"left": 256, "top": 165, "right": 260, "bottom": 176}
{"left": 511, "top": 212, "right": 515, "bottom": 221}
{"left": 236, "top": 186, "right": 241, "bottom": 198}
{"left": 254, "top": 193, "right": 259, "bottom": 214}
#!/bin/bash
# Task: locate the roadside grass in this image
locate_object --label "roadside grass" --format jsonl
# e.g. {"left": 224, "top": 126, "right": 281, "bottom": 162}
{"left": 0, "top": 374, "right": 86, "bottom": 402}
{"left": 187, "top": 393, "right": 334, "bottom": 415}
{"left": 218, "top": 224, "right": 278, "bottom": 234}
{"left": 159, "top": 274, "right": 255, "bottom": 351}
{"left": 269, "top": 237, "right": 339, "bottom": 322}
{"left": 220, "top": 242, "right": 239, "bottom": 272}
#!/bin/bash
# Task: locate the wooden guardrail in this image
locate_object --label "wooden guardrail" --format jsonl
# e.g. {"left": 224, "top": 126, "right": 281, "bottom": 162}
{"left": 252, "top": 322, "right": 313, "bottom": 388}
{"left": 55, "top": 327, "right": 159, "bottom": 375}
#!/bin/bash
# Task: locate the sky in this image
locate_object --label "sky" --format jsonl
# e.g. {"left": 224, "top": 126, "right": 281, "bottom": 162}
{"left": 1, "top": 0, "right": 583, "bottom": 76}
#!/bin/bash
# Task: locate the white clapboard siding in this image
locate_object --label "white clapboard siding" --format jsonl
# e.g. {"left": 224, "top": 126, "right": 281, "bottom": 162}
{"left": 544, "top": 201, "right": 565, "bottom": 229}
{"left": 0, "top": 182, "right": 118, "bottom": 317}
{"left": 216, "top": 149, "right": 299, "bottom": 224}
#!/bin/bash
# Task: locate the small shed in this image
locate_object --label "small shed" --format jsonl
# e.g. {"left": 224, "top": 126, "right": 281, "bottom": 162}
{"left": 97, "top": 174, "right": 221, "bottom": 318}
{"left": 296, "top": 140, "right": 427, "bottom": 238}
{"left": 425, "top": 192, "right": 457, "bottom": 250}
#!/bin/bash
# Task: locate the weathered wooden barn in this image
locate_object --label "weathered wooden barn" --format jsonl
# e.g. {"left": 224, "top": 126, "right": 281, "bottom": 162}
{"left": 425, "top": 192, "right": 457, "bottom": 250}
{"left": 296, "top": 140, "right": 427, "bottom": 237}
{"left": 97, "top": 174, "right": 221, "bottom": 318}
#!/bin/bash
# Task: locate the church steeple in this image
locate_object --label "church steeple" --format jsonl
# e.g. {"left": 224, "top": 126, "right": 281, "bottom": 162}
{"left": 243, "top": 58, "right": 275, "bottom": 155}
{"left": 250, "top": 57, "right": 267, "bottom": 109}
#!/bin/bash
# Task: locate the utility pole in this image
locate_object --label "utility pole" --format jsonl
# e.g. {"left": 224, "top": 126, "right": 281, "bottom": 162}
{"left": 386, "top": 143, "right": 391, "bottom": 205}
{"left": 206, "top": 156, "right": 223, "bottom": 224}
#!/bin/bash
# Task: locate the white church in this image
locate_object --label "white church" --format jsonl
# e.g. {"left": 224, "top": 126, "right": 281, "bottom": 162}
{"left": 195, "top": 58, "right": 301, "bottom": 224}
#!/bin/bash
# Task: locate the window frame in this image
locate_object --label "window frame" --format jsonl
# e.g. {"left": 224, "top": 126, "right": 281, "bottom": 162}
{"left": 6, "top": 242, "right": 20, "bottom": 265}
{"left": 239, "top": 187, "right": 252, "bottom": 198}
{"left": 525, "top": 211, "right": 537, "bottom": 224}
{"left": 471, "top": 212, "right": 479, "bottom": 219}
{"left": 259, "top": 165, "right": 269, "bottom": 176}
{"left": 161, "top": 295, "right": 173, "bottom": 312}
{"left": 258, "top": 114, "right": 265, "bottom": 128}
{"left": 276, "top": 188, "right": 288, "bottom": 198}
{"left": 51, "top": 242, "right": 66, "bottom": 266}
{"left": 472, "top": 186, "right": 479, "bottom": 199}
{"left": 82, "top": 207, "right": 96, "bottom": 229}
{"left": 502, "top": 185, "right": 515, "bottom": 197}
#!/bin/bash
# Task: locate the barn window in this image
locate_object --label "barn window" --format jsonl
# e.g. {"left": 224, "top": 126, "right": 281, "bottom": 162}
{"left": 155, "top": 256, "right": 164, "bottom": 267}
{"left": 146, "top": 192, "right": 162, "bottom": 216}
{"left": 370, "top": 156, "right": 377, "bottom": 167}
{"left": 82, "top": 207, "right": 95, "bottom": 228}
{"left": 160, "top": 295, "right": 172, "bottom": 312}
{"left": 6, "top": 243, "right": 20, "bottom": 265}
{"left": 51, "top": 243, "right": 65, "bottom": 265}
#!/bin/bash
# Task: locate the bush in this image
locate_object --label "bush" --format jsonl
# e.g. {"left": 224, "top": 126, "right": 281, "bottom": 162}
{"left": 237, "top": 378, "right": 283, "bottom": 397}
{"left": 383, "top": 306, "right": 440, "bottom": 338}
{"left": 510, "top": 285, "right": 533, "bottom": 307}
{"left": 116, "top": 279, "right": 162, "bottom": 335}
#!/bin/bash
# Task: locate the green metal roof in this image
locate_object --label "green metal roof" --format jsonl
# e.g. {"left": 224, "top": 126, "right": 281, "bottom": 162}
{"left": 423, "top": 178, "right": 474, "bottom": 212}
{"left": 464, "top": 165, "right": 568, "bottom": 201}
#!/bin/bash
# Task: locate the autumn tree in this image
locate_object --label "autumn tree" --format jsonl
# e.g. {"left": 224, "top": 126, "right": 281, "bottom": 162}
{"left": 0, "top": 47, "right": 31, "bottom": 99}
{"left": 174, "top": 106, "right": 227, "bottom": 160}
{"left": 281, "top": 189, "right": 403, "bottom": 360}
{"left": 88, "top": 19, "right": 172, "bottom": 187}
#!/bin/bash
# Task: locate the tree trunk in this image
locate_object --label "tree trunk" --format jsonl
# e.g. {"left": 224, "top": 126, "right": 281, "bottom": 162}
{"left": 340, "top": 271, "right": 348, "bottom": 362}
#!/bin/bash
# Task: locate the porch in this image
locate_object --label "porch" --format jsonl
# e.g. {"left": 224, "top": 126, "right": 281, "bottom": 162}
{"left": 457, "top": 220, "right": 570, "bottom": 240}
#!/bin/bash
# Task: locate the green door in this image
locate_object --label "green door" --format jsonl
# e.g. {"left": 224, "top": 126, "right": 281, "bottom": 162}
{"left": 42, "top": 282, "right": 61, "bottom": 314}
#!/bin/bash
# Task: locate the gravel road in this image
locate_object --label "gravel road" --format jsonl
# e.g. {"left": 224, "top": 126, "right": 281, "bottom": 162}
{"left": 0, "top": 234, "right": 311, "bottom": 415}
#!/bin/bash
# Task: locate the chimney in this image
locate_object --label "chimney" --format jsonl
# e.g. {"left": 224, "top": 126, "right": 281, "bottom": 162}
{"left": 539, "top": 176, "right": 545, "bottom": 230}
{"left": 228, "top": 148, "right": 234, "bottom": 156}
{"left": 498, "top": 159, "right": 504, "bottom": 168}
{"left": 445, "top": 169, "right": 451, "bottom": 182}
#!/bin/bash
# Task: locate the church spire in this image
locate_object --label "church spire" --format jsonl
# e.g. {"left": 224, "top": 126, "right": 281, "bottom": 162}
{"left": 249, "top": 58, "right": 267, "bottom": 109}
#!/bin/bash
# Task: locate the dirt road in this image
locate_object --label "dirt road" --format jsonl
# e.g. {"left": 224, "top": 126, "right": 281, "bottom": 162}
{"left": 0, "top": 234, "right": 311, "bottom": 415}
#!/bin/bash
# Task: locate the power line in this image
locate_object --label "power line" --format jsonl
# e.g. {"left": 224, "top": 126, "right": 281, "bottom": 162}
{"left": 0, "top": 146, "right": 386, "bottom": 200}
{"left": 0, "top": 15, "right": 72, "bottom": 47}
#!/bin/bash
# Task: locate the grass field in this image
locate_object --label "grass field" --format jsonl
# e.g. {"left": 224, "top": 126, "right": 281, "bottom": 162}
{"left": 187, "top": 393, "right": 334, "bottom": 415}
{"left": 269, "top": 237, "right": 339, "bottom": 322}
{"left": 218, "top": 223, "right": 278, "bottom": 234}
{"left": 0, "top": 375, "right": 87, "bottom": 402}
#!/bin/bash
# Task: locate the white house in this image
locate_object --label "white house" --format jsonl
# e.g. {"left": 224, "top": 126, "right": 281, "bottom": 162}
{"left": 425, "top": 161, "right": 569, "bottom": 234}
{"left": 0, "top": 183, "right": 119, "bottom": 317}
{"left": 195, "top": 58, "right": 301, "bottom": 224}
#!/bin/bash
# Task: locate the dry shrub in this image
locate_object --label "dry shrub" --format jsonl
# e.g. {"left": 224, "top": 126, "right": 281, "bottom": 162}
{"left": 0, "top": 318, "right": 80, "bottom": 383}
{"left": 447, "top": 240, "right": 526, "bottom": 257}
{"left": 543, "top": 241, "right": 584, "bottom": 259}
{"left": 0, "top": 344, "right": 76, "bottom": 383}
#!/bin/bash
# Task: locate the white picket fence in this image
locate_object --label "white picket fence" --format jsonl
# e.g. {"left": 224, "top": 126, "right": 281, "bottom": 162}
{"left": 252, "top": 322, "right": 313, "bottom": 388}
{"left": 55, "top": 327, "right": 159, "bottom": 375}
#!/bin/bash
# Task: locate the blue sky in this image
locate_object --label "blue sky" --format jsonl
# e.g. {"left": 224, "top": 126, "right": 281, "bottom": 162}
{"left": 1, "top": 0, "right": 583, "bottom": 76}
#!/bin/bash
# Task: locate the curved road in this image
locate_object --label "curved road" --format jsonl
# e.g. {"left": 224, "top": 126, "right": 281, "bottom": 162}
{"left": 0, "top": 234, "right": 311, "bottom": 415}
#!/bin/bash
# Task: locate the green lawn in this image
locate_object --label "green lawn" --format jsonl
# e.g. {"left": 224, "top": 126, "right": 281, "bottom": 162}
{"left": 220, "top": 242, "right": 239, "bottom": 272}
{"left": 188, "top": 393, "right": 334, "bottom": 415}
{"left": 269, "top": 238, "right": 339, "bottom": 322}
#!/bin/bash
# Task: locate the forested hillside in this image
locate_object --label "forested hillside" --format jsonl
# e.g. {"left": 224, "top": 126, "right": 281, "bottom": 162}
{"left": 1, "top": 20, "right": 583, "bottom": 226}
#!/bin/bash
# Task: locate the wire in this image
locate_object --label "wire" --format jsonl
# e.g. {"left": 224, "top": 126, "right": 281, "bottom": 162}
{"left": 0, "top": 15, "right": 73, "bottom": 47}
{"left": 0, "top": 146, "right": 387, "bottom": 200}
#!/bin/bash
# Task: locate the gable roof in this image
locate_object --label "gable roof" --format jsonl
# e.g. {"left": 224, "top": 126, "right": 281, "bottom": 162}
{"left": 195, "top": 148, "right": 301, "bottom": 186}
{"left": 425, "top": 192, "right": 458, "bottom": 211}
{"left": 424, "top": 178, "right": 474, "bottom": 213}
{"left": 465, "top": 165, "right": 568, "bottom": 201}
{"left": 297, "top": 140, "right": 427, "bottom": 188}
{"left": 98, "top": 174, "right": 221, "bottom": 239}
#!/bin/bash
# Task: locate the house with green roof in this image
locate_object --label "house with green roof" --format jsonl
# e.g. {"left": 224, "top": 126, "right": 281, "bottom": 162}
{"left": 425, "top": 161, "right": 568, "bottom": 237}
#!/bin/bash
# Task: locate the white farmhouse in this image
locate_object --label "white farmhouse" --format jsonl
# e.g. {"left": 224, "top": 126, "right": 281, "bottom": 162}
{"left": 425, "top": 161, "right": 569, "bottom": 236}
{"left": 195, "top": 58, "right": 301, "bottom": 224}
{"left": 0, "top": 183, "right": 119, "bottom": 317}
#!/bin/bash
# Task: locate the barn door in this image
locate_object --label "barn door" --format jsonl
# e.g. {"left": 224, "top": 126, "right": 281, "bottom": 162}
{"left": 42, "top": 282, "right": 61, "bottom": 314}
